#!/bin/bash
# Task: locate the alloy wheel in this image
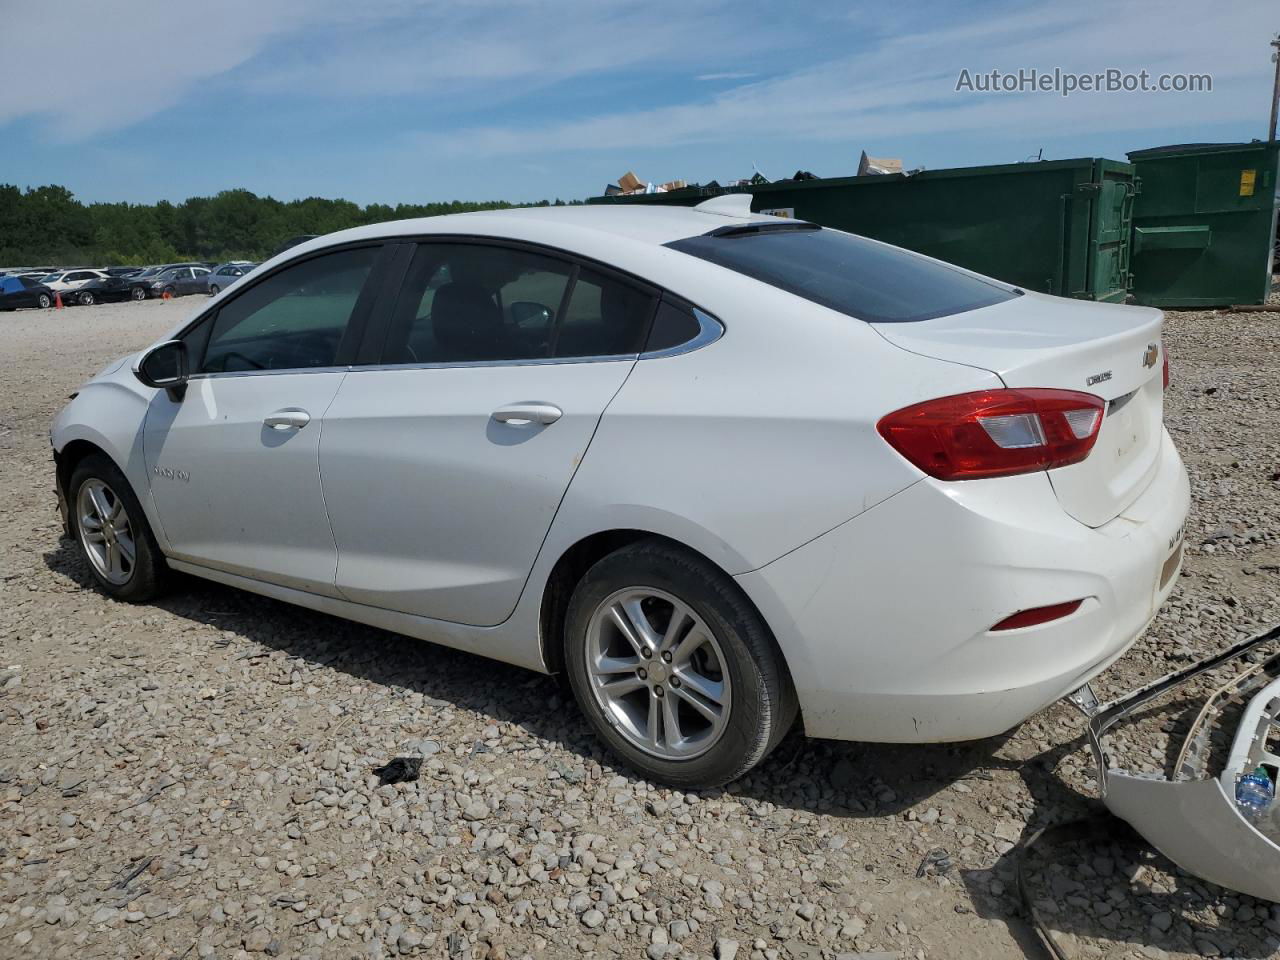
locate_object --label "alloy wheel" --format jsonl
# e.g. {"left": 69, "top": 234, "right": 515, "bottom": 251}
{"left": 584, "top": 587, "right": 731, "bottom": 760}
{"left": 76, "top": 478, "right": 136, "bottom": 586}
{"left": 79, "top": 291, "right": 94, "bottom": 306}
{"left": 132, "top": 287, "right": 145, "bottom": 301}
{"left": 38, "top": 294, "right": 51, "bottom": 308}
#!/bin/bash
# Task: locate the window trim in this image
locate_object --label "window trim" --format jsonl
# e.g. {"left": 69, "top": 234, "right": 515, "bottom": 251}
{"left": 171, "top": 240, "right": 394, "bottom": 379}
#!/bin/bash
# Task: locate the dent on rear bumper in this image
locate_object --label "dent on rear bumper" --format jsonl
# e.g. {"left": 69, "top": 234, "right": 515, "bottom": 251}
{"left": 737, "top": 429, "right": 1190, "bottom": 742}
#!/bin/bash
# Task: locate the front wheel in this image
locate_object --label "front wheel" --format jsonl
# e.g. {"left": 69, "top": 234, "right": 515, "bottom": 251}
{"left": 209, "top": 284, "right": 219, "bottom": 296}
{"left": 131, "top": 286, "right": 146, "bottom": 301}
{"left": 37, "top": 293, "right": 52, "bottom": 308}
{"left": 78, "top": 291, "right": 95, "bottom": 306}
{"left": 68, "top": 455, "right": 169, "bottom": 602}
{"left": 564, "top": 540, "right": 797, "bottom": 788}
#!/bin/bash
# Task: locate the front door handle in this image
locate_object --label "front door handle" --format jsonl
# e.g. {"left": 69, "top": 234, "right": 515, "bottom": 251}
{"left": 491, "top": 402, "right": 562, "bottom": 426}
{"left": 263, "top": 409, "right": 311, "bottom": 431}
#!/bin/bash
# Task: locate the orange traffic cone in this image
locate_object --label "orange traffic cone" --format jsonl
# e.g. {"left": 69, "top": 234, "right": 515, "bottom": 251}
{"left": 54, "top": 292, "right": 63, "bottom": 309}
{"left": 162, "top": 290, "right": 172, "bottom": 300}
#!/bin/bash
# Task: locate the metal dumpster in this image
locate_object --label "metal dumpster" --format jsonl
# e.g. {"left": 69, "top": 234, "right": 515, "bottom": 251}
{"left": 1127, "top": 141, "right": 1280, "bottom": 307}
{"left": 589, "top": 158, "right": 1138, "bottom": 302}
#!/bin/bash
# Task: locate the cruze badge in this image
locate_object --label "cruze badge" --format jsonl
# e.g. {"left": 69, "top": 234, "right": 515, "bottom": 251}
{"left": 1086, "top": 370, "right": 1112, "bottom": 386}
{"left": 1142, "top": 343, "right": 1159, "bottom": 368}
{"left": 153, "top": 465, "right": 190, "bottom": 483}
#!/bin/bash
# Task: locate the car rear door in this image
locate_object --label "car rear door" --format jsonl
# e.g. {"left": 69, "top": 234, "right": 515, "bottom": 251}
{"left": 142, "top": 243, "right": 390, "bottom": 594}
{"left": 318, "top": 239, "right": 657, "bottom": 626}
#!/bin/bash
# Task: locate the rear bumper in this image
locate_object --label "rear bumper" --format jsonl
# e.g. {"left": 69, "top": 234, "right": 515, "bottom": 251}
{"left": 736, "top": 428, "right": 1190, "bottom": 742}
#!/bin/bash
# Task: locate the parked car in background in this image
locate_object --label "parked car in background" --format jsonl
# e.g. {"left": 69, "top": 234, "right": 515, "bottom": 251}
{"left": 104, "top": 266, "right": 144, "bottom": 278}
{"left": 65, "top": 273, "right": 133, "bottom": 305}
{"left": 50, "top": 202, "right": 1188, "bottom": 787}
{"left": 206, "top": 261, "right": 258, "bottom": 295}
{"left": 40, "top": 269, "right": 113, "bottom": 299}
{"left": 146, "top": 265, "right": 211, "bottom": 298}
{"left": 125, "top": 263, "right": 209, "bottom": 300}
{"left": 0, "top": 275, "right": 54, "bottom": 310}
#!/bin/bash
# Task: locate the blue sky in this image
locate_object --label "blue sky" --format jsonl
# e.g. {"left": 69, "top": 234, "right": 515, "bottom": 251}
{"left": 1, "top": 0, "right": 1275, "bottom": 206}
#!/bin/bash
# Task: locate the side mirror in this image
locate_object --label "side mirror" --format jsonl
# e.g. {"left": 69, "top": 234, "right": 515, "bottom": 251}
{"left": 510, "top": 300, "right": 553, "bottom": 328}
{"left": 134, "top": 340, "right": 189, "bottom": 396}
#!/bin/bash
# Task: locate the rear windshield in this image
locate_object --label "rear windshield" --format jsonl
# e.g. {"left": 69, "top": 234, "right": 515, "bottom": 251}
{"left": 666, "top": 225, "right": 1020, "bottom": 323}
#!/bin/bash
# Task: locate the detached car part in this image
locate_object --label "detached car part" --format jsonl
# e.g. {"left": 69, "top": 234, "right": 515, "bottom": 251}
{"left": 1069, "top": 623, "right": 1280, "bottom": 902}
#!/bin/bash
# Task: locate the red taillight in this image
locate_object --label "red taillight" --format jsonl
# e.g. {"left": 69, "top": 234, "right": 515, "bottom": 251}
{"left": 877, "top": 388, "right": 1105, "bottom": 481}
{"left": 990, "top": 599, "right": 1084, "bottom": 631}
{"left": 1162, "top": 346, "right": 1170, "bottom": 391}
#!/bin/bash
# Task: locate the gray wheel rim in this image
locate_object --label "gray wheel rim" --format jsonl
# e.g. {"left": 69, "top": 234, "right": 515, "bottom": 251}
{"left": 79, "top": 292, "right": 93, "bottom": 305}
{"left": 132, "top": 287, "right": 145, "bottom": 300}
{"left": 76, "top": 478, "right": 136, "bottom": 586}
{"left": 585, "top": 586, "right": 732, "bottom": 761}
{"left": 39, "top": 294, "right": 51, "bottom": 308}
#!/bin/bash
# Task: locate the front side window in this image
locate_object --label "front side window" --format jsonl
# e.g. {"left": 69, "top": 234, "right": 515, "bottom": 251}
{"left": 198, "top": 246, "right": 377, "bottom": 373}
{"left": 382, "top": 243, "right": 656, "bottom": 364}
{"left": 666, "top": 224, "right": 1020, "bottom": 323}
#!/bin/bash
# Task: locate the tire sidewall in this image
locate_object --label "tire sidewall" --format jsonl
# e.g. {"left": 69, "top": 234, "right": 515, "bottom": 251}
{"left": 67, "top": 455, "right": 167, "bottom": 602}
{"left": 565, "top": 545, "right": 787, "bottom": 788}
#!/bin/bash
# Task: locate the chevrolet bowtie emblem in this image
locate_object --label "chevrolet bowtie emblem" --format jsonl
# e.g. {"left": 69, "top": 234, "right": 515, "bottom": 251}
{"left": 1142, "top": 343, "right": 1159, "bottom": 369}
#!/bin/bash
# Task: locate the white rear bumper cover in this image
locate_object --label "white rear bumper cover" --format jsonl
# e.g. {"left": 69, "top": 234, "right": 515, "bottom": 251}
{"left": 737, "top": 428, "right": 1190, "bottom": 742}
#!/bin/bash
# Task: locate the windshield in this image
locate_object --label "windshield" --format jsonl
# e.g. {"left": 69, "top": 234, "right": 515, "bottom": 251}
{"left": 41, "top": 274, "right": 61, "bottom": 283}
{"left": 666, "top": 225, "right": 1020, "bottom": 323}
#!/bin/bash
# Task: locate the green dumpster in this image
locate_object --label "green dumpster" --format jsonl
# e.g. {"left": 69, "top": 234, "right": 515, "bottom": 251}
{"left": 1127, "top": 141, "right": 1280, "bottom": 307}
{"left": 589, "top": 158, "right": 1138, "bottom": 302}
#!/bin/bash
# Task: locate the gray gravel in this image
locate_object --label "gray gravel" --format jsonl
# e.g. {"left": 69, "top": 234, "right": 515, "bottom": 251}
{"left": 2, "top": 292, "right": 1280, "bottom": 959}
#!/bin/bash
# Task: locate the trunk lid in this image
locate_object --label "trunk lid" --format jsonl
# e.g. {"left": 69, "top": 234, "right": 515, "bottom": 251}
{"left": 873, "top": 291, "right": 1165, "bottom": 527}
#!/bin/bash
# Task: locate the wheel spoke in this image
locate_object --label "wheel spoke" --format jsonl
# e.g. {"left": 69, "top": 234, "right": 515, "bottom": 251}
{"left": 592, "top": 654, "right": 640, "bottom": 676}
{"left": 106, "top": 495, "right": 124, "bottom": 523}
{"left": 675, "top": 667, "right": 725, "bottom": 706}
{"left": 659, "top": 602, "right": 692, "bottom": 654}
{"left": 81, "top": 513, "right": 102, "bottom": 531}
{"left": 116, "top": 532, "right": 136, "bottom": 566}
{"left": 646, "top": 693, "right": 661, "bottom": 745}
{"left": 599, "top": 674, "right": 647, "bottom": 698}
{"left": 620, "top": 597, "right": 662, "bottom": 652}
{"left": 661, "top": 692, "right": 684, "bottom": 747}
{"left": 82, "top": 528, "right": 106, "bottom": 544}
{"left": 672, "top": 684, "right": 722, "bottom": 723}
{"left": 669, "top": 626, "right": 708, "bottom": 668}
{"left": 105, "top": 542, "right": 122, "bottom": 577}
{"left": 87, "top": 485, "right": 112, "bottom": 524}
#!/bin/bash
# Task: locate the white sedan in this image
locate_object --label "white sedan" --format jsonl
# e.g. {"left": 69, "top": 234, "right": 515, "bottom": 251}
{"left": 50, "top": 198, "right": 1189, "bottom": 786}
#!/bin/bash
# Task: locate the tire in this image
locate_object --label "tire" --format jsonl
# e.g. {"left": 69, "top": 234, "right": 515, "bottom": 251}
{"left": 209, "top": 284, "right": 219, "bottom": 296}
{"left": 131, "top": 286, "right": 146, "bottom": 301}
{"left": 67, "top": 454, "right": 169, "bottom": 602}
{"left": 564, "top": 539, "right": 797, "bottom": 788}
{"left": 78, "top": 291, "right": 95, "bottom": 306}
{"left": 37, "top": 293, "right": 52, "bottom": 308}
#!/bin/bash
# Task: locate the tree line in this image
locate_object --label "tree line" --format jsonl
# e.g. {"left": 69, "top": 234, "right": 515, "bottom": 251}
{"left": 0, "top": 184, "right": 582, "bottom": 267}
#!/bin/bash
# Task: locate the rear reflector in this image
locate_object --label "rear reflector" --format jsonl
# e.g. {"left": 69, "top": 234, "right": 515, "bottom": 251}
{"left": 1162, "top": 346, "right": 1170, "bottom": 391}
{"left": 990, "top": 599, "right": 1084, "bottom": 631}
{"left": 877, "top": 388, "right": 1106, "bottom": 481}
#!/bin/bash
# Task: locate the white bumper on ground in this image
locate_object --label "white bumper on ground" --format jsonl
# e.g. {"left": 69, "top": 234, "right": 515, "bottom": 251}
{"left": 737, "top": 428, "right": 1190, "bottom": 742}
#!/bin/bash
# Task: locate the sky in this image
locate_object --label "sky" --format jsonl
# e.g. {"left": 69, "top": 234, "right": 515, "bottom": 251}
{"left": 1, "top": 0, "right": 1276, "bottom": 207}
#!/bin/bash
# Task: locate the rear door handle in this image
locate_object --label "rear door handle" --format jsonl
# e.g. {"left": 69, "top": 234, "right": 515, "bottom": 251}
{"left": 491, "top": 402, "right": 562, "bottom": 426}
{"left": 263, "top": 409, "right": 311, "bottom": 431}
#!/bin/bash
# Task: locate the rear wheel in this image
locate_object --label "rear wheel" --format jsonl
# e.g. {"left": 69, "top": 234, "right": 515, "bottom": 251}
{"left": 78, "top": 290, "right": 95, "bottom": 306}
{"left": 37, "top": 293, "right": 52, "bottom": 308}
{"left": 68, "top": 455, "right": 169, "bottom": 602}
{"left": 209, "top": 284, "right": 220, "bottom": 296}
{"left": 131, "top": 286, "right": 146, "bottom": 301}
{"left": 564, "top": 540, "right": 797, "bottom": 788}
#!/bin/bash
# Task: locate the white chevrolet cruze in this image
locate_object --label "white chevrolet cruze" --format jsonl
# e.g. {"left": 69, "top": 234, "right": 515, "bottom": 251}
{"left": 51, "top": 198, "right": 1189, "bottom": 786}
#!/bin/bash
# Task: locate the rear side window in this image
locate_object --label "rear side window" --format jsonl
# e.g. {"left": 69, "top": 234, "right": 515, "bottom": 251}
{"left": 666, "top": 226, "right": 1019, "bottom": 323}
{"left": 380, "top": 243, "right": 656, "bottom": 365}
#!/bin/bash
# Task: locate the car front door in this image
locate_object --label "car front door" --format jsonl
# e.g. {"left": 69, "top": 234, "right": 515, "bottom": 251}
{"left": 142, "top": 244, "right": 387, "bottom": 594}
{"left": 190, "top": 268, "right": 210, "bottom": 294}
{"left": 319, "top": 240, "right": 657, "bottom": 626}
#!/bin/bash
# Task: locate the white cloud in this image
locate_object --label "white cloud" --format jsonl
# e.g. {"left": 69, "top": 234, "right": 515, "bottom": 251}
{"left": 696, "top": 72, "right": 759, "bottom": 82}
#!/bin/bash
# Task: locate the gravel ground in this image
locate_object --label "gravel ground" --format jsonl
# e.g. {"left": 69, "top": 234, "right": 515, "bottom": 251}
{"left": 2, "top": 292, "right": 1280, "bottom": 960}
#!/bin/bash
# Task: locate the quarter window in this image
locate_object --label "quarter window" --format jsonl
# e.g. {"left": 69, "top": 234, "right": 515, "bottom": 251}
{"left": 198, "top": 246, "right": 378, "bottom": 373}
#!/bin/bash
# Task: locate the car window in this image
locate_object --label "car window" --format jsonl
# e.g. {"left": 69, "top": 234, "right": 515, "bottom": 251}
{"left": 199, "top": 246, "right": 378, "bottom": 374}
{"left": 666, "top": 224, "right": 1020, "bottom": 323}
{"left": 381, "top": 243, "right": 655, "bottom": 364}
{"left": 383, "top": 244, "right": 572, "bottom": 364}
{"left": 194, "top": 268, "right": 210, "bottom": 277}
